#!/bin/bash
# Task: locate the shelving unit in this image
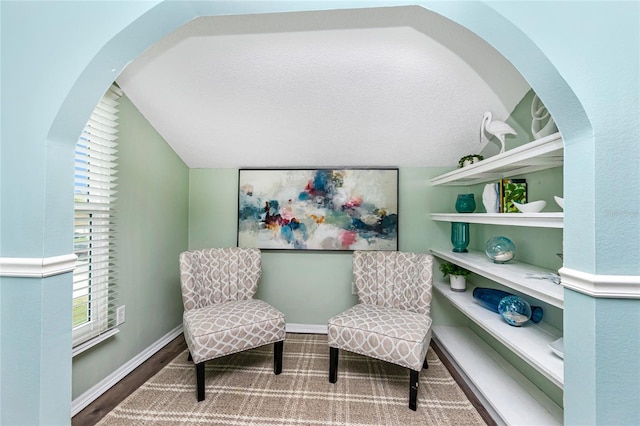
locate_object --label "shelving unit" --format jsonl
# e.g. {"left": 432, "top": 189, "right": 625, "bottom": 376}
{"left": 430, "top": 132, "right": 563, "bottom": 187}
{"left": 428, "top": 133, "right": 565, "bottom": 424}
{"left": 433, "top": 280, "right": 563, "bottom": 387}
{"left": 430, "top": 249, "right": 563, "bottom": 308}
{"left": 433, "top": 326, "right": 563, "bottom": 425}
{"left": 431, "top": 212, "right": 563, "bottom": 228}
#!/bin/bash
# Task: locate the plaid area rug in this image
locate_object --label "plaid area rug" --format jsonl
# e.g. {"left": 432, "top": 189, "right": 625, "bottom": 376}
{"left": 97, "top": 333, "right": 486, "bottom": 425}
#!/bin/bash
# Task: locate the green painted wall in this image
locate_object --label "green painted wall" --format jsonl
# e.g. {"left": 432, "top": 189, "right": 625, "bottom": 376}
{"left": 71, "top": 95, "right": 189, "bottom": 399}
{"left": 186, "top": 161, "right": 566, "bottom": 406}
{"left": 188, "top": 167, "right": 453, "bottom": 325}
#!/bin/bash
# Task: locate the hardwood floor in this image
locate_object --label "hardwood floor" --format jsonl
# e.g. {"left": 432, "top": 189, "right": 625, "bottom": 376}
{"left": 72, "top": 334, "right": 495, "bottom": 426}
{"left": 72, "top": 334, "right": 187, "bottom": 426}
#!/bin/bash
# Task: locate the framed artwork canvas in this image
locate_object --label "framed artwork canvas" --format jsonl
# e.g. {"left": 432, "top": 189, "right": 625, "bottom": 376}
{"left": 238, "top": 168, "right": 399, "bottom": 251}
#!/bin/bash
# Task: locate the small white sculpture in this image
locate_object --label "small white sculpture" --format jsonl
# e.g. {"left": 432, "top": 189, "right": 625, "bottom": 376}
{"left": 531, "top": 94, "right": 558, "bottom": 139}
{"left": 480, "top": 111, "right": 517, "bottom": 154}
{"left": 482, "top": 183, "right": 499, "bottom": 213}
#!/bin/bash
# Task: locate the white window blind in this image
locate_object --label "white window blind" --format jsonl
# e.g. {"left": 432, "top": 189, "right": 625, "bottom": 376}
{"left": 72, "top": 84, "right": 122, "bottom": 350}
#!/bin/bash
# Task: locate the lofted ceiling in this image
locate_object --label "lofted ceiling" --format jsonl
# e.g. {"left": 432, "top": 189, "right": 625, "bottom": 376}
{"left": 117, "top": 6, "right": 530, "bottom": 169}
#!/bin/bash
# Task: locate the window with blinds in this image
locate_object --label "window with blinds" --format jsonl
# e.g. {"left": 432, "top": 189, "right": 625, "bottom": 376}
{"left": 72, "top": 84, "right": 122, "bottom": 353}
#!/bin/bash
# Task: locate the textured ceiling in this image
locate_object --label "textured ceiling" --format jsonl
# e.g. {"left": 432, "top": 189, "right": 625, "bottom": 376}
{"left": 117, "top": 6, "right": 530, "bottom": 168}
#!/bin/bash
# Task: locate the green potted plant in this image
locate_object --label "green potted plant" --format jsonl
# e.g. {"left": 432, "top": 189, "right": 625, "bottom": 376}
{"left": 439, "top": 261, "right": 471, "bottom": 292}
{"left": 458, "top": 154, "right": 484, "bottom": 168}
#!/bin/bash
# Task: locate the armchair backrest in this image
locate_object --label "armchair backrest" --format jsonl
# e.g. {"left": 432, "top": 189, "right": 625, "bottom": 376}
{"left": 179, "top": 247, "right": 262, "bottom": 311}
{"left": 353, "top": 251, "right": 433, "bottom": 316}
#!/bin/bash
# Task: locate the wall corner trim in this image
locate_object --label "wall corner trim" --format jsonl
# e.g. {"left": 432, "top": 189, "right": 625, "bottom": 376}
{"left": 0, "top": 254, "right": 77, "bottom": 278}
{"left": 559, "top": 267, "right": 640, "bottom": 299}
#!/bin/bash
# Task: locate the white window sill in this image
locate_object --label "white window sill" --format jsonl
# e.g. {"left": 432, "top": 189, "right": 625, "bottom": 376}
{"left": 72, "top": 328, "right": 119, "bottom": 357}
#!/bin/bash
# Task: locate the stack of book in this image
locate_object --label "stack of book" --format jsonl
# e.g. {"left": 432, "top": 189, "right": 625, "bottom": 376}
{"left": 485, "top": 179, "right": 527, "bottom": 213}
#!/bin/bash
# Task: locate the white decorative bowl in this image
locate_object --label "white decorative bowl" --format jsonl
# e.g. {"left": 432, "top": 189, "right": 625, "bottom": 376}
{"left": 554, "top": 196, "right": 564, "bottom": 210}
{"left": 513, "top": 200, "right": 546, "bottom": 213}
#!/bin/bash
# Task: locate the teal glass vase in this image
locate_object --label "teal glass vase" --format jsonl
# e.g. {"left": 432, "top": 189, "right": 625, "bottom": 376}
{"left": 455, "top": 194, "right": 476, "bottom": 213}
{"left": 451, "top": 222, "right": 470, "bottom": 253}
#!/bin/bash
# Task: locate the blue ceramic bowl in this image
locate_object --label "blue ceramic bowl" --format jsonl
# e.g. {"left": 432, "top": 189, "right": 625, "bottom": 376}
{"left": 498, "top": 295, "right": 532, "bottom": 326}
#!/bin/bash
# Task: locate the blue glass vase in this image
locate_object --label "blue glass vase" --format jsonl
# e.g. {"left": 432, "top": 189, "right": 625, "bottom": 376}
{"left": 455, "top": 194, "right": 476, "bottom": 213}
{"left": 451, "top": 222, "right": 470, "bottom": 253}
{"left": 473, "top": 287, "right": 511, "bottom": 313}
{"left": 473, "top": 287, "right": 543, "bottom": 323}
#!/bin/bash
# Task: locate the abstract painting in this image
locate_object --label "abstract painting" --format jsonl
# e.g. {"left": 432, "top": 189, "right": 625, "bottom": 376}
{"left": 238, "top": 168, "right": 398, "bottom": 251}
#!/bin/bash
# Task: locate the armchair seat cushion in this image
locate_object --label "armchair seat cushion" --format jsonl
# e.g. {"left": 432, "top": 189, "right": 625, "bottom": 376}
{"left": 184, "top": 299, "right": 286, "bottom": 364}
{"left": 328, "top": 303, "right": 432, "bottom": 371}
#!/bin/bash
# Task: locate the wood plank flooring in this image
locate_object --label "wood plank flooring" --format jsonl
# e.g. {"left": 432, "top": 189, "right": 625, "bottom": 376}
{"left": 71, "top": 334, "right": 495, "bottom": 426}
{"left": 72, "top": 334, "right": 187, "bottom": 426}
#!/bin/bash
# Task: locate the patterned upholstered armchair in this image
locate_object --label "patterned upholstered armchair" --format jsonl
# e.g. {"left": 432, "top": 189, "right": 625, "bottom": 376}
{"left": 179, "top": 247, "right": 286, "bottom": 401}
{"left": 327, "top": 251, "right": 434, "bottom": 411}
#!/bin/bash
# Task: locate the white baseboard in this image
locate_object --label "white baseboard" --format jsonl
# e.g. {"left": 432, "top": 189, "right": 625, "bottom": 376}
{"left": 286, "top": 323, "right": 327, "bottom": 334}
{"left": 71, "top": 324, "right": 183, "bottom": 417}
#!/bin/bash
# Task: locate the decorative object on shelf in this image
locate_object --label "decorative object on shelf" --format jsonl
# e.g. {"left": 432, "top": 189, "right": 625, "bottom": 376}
{"left": 485, "top": 236, "right": 516, "bottom": 263}
{"left": 526, "top": 272, "right": 561, "bottom": 286}
{"left": 473, "top": 287, "right": 543, "bottom": 323}
{"left": 455, "top": 193, "right": 476, "bottom": 213}
{"left": 458, "top": 154, "right": 484, "bottom": 168}
{"left": 513, "top": 200, "right": 546, "bottom": 213}
{"left": 530, "top": 94, "right": 558, "bottom": 140}
{"left": 554, "top": 196, "right": 564, "bottom": 210}
{"left": 548, "top": 337, "right": 564, "bottom": 359}
{"left": 439, "top": 261, "right": 471, "bottom": 292}
{"left": 473, "top": 287, "right": 512, "bottom": 312}
{"left": 498, "top": 295, "right": 532, "bottom": 326}
{"left": 451, "top": 222, "right": 470, "bottom": 253}
{"left": 480, "top": 111, "right": 518, "bottom": 154}
{"left": 482, "top": 183, "right": 500, "bottom": 213}
{"left": 500, "top": 178, "right": 527, "bottom": 213}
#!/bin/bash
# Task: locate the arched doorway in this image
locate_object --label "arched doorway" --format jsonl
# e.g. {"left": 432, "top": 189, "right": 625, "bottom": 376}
{"left": 5, "top": 2, "right": 608, "bottom": 425}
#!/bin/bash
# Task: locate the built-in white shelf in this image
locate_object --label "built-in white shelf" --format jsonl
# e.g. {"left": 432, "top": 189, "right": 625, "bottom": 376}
{"left": 433, "top": 281, "right": 563, "bottom": 388}
{"left": 433, "top": 326, "right": 563, "bottom": 425}
{"left": 429, "top": 133, "right": 565, "bottom": 421}
{"left": 430, "top": 132, "right": 563, "bottom": 186}
{"left": 431, "top": 212, "right": 563, "bottom": 228}
{"left": 430, "top": 248, "right": 563, "bottom": 308}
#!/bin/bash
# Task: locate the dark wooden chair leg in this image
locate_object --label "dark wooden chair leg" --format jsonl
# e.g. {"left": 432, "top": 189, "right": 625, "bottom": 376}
{"left": 423, "top": 356, "right": 428, "bottom": 369}
{"left": 274, "top": 340, "right": 283, "bottom": 375}
{"left": 409, "top": 369, "right": 419, "bottom": 411}
{"left": 329, "top": 347, "right": 339, "bottom": 383}
{"left": 196, "top": 362, "right": 205, "bottom": 402}
{"left": 188, "top": 352, "right": 193, "bottom": 362}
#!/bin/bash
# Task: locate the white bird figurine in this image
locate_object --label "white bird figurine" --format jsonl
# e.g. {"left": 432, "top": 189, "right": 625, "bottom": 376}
{"left": 480, "top": 111, "right": 517, "bottom": 154}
